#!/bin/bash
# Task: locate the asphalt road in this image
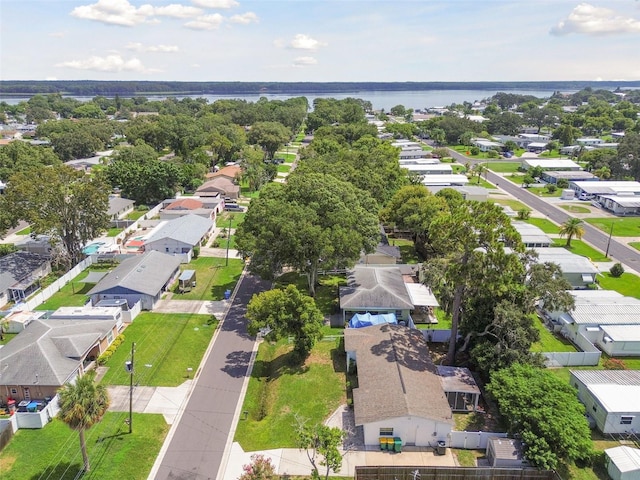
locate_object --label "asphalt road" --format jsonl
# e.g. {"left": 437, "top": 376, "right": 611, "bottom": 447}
{"left": 446, "top": 148, "right": 640, "bottom": 275}
{"left": 152, "top": 273, "right": 270, "bottom": 480}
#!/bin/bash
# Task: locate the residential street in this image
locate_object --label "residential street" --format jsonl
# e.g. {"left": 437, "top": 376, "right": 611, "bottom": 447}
{"left": 446, "top": 149, "right": 640, "bottom": 276}
{"left": 150, "top": 273, "right": 271, "bottom": 480}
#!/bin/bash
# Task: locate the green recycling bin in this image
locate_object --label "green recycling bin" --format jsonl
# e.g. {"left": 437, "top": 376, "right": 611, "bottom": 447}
{"left": 379, "top": 437, "right": 387, "bottom": 450}
{"left": 394, "top": 437, "right": 402, "bottom": 453}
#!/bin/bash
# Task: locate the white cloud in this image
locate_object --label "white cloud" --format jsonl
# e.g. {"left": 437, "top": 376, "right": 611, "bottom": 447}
{"left": 191, "top": 0, "right": 239, "bottom": 9}
{"left": 293, "top": 56, "right": 318, "bottom": 66}
{"left": 126, "top": 42, "right": 180, "bottom": 52}
{"left": 289, "top": 34, "right": 327, "bottom": 50}
{"left": 45, "top": 77, "right": 58, "bottom": 81}
{"left": 56, "top": 54, "right": 159, "bottom": 73}
{"left": 70, "top": 0, "right": 201, "bottom": 26}
{"left": 551, "top": 3, "right": 640, "bottom": 35}
{"left": 184, "top": 13, "right": 224, "bottom": 29}
{"left": 154, "top": 4, "right": 202, "bottom": 18}
{"left": 230, "top": 12, "right": 258, "bottom": 24}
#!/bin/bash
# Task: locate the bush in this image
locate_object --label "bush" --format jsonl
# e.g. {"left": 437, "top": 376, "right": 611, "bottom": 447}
{"left": 545, "top": 184, "right": 558, "bottom": 193}
{"left": 487, "top": 149, "right": 499, "bottom": 158}
{"left": 609, "top": 262, "right": 624, "bottom": 277}
{"left": 193, "top": 246, "right": 200, "bottom": 259}
{"left": 517, "top": 208, "right": 531, "bottom": 220}
{"left": 97, "top": 333, "right": 125, "bottom": 365}
{"left": 557, "top": 178, "right": 569, "bottom": 189}
{"left": 603, "top": 357, "right": 627, "bottom": 370}
{"left": 469, "top": 146, "right": 480, "bottom": 156}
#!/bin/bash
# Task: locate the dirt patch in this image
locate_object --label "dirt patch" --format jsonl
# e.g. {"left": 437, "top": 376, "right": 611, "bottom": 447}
{"left": 0, "top": 453, "right": 16, "bottom": 471}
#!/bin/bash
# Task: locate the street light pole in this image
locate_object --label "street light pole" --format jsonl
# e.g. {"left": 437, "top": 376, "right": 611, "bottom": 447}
{"left": 605, "top": 221, "right": 615, "bottom": 258}
{"left": 225, "top": 214, "right": 233, "bottom": 267}
{"left": 125, "top": 342, "right": 135, "bottom": 434}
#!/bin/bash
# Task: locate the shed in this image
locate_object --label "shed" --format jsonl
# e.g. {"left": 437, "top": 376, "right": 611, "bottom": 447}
{"left": 178, "top": 270, "right": 197, "bottom": 293}
{"left": 486, "top": 437, "right": 528, "bottom": 467}
{"left": 606, "top": 446, "right": 640, "bottom": 480}
{"left": 437, "top": 365, "right": 481, "bottom": 412}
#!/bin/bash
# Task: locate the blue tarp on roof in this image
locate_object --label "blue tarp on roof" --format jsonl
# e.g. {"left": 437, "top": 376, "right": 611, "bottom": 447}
{"left": 348, "top": 312, "right": 397, "bottom": 328}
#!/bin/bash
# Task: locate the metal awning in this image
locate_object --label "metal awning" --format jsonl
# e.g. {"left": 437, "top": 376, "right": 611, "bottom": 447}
{"left": 582, "top": 274, "right": 594, "bottom": 283}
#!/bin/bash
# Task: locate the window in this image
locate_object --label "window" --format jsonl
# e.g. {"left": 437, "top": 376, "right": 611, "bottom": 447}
{"left": 107, "top": 331, "right": 114, "bottom": 344}
{"left": 621, "top": 417, "right": 634, "bottom": 425}
{"left": 380, "top": 428, "right": 394, "bottom": 436}
{"left": 592, "top": 405, "right": 597, "bottom": 412}
{"left": 10, "top": 388, "right": 17, "bottom": 395}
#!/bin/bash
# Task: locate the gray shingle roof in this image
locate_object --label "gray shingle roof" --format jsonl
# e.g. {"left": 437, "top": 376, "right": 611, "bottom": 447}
{"left": 340, "top": 266, "right": 414, "bottom": 310}
{"left": 107, "top": 196, "right": 135, "bottom": 216}
{"left": 0, "top": 318, "right": 118, "bottom": 386}
{"left": 0, "top": 251, "right": 50, "bottom": 292}
{"left": 345, "top": 324, "right": 453, "bottom": 426}
{"left": 88, "top": 251, "right": 181, "bottom": 297}
{"left": 145, "top": 214, "right": 213, "bottom": 247}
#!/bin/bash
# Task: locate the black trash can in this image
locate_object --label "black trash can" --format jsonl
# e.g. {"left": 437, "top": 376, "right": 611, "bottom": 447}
{"left": 437, "top": 441, "right": 446, "bottom": 455}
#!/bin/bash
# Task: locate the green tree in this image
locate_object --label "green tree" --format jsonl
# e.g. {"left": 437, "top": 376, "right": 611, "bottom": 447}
{"left": 240, "top": 145, "right": 276, "bottom": 192}
{"left": 295, "top": 419, "right": 345, "bottom": 480}
{"left": 0, "top": 164, "right": 110, "bottom": 266}
{"left": 57, "top": 371, "right": 110, "bottom": 473}
{"left": 246, "top": 285, "right": 324, "bottom": 361}
{"left": 236, "top": 173, "right": 379, "bottom": 296}
{"left": 249, "top": 121, "right": 292, "bottom": 160}
{"left": 487, "top": 363, "right": 592, "bottom": 469}
{"left": 0, "top": 141, "right": 61, "bottom": 181}
{"left": 559, "top": 217, "right": 585, "bottom": 247}
{"left": 390, "top": 104, "right": 407, "bottom": 117}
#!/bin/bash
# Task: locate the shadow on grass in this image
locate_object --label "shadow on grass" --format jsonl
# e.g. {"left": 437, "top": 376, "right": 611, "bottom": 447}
{"left": 251, "top": 350, "right": 309, "bottom": 382}
{"left": 211, "top": 272, "right": 243, "bottom": 300}
{"left": 29, "top": 462, "right": 83, "bottom": 480}
{"left": 330, "top": 344, "right": 346, "bottom": 374}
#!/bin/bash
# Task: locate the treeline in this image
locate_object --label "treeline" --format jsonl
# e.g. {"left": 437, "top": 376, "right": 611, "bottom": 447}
{"left": 3, "top": 80, "right": 640, "bottom": 96}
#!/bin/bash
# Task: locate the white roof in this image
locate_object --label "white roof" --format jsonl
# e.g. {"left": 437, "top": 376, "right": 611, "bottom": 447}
{"left": 404, "top": 164, "right": 452, "bottom": 173}
{"left": 511, "top": 221, "right": 553, "bottom": 245}
{"left": 399, "top": 158, "right": 440, "bottom": 165}
{"left": 49, "top": 306, "right": 121, "bottom": 320}
{"left": 606, "top": 446, "right": 640, "bottom": 473}
{"left": 523, "top": 159, "right": 581, "bottom": 169}
{"left": 600, "top": 195, "right": 640, "bottom": 208}
{"left": 565, "top": 290, "right": 640, "bottom": 325}
{"left": 405, "top": 283, "right": 439, "bottom": 307}
{"left": 534, "top": 248, "right": 599, "bottom": 275}
{"left": 601, "top": 325, "right": 640, "bottom": 341}
{"left": 572, "top": 181, "right": 640, "bottom": 195}
{"left": 421, "top": 174, "right": 469, "bottom": 186}
{"left": 589, "top": 384, "right": 640, "bottom": 413}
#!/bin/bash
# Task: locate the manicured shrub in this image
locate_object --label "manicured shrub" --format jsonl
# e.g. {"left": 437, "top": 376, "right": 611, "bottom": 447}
{"left": 609, "top": 262, "right": 624, "bottom": 278}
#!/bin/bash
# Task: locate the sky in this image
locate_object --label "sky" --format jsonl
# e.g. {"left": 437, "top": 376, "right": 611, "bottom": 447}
{"left": 1, "top": 0, "right": 640, "bottom": 82}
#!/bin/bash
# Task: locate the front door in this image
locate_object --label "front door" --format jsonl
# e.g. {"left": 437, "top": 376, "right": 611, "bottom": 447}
{"left": 23, "top": 387, "right": 31, "bottom": 401}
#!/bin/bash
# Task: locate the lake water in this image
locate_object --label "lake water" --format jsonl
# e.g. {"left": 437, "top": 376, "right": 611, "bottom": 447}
{"left": 0, "top": 88, "right": 563, "bottom": 111}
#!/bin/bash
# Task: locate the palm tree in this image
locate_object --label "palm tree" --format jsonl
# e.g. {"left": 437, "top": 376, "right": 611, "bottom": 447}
{"left": 559, "top": 218, "right": 585, "bottom": 247}
{"left": 57, "top": 371, "right": 110, "bottom": 472}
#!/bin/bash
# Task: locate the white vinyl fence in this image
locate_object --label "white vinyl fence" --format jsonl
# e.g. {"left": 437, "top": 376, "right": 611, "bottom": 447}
{"left": 448, "top": 430, "right": 508, "bottom": 449}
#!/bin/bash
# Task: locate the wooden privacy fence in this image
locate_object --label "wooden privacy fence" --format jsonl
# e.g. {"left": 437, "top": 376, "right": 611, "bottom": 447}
{"left": 355, "top": 467, "right": 562, "bottom": 480}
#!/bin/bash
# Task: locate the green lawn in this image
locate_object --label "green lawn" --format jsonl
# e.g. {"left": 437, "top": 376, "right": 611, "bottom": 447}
{"left": 598, "top": 272, "right": 640, "bottom": 299}
{"left": 106, "top": 227, "right": 122, "bottom": 237}
{"left": 526, "top": 217, "right": 561, "bottom": 234}
{"left": 466, "top": 177, "right": 495, "bottom": 189}
{"left": 35, "top": 266, "right": 115, "bottom": 310}
{"left": 234, "top": 339, "right": 346, "bottom": 451}
{"left": 101, "top": 313, "right": 215, "bottom": 386}
{"left": 552, "top": 239, "right": 609, "bottom": 262}
{"left": 585, "top": 217, "right": 640, "bottom": 237}
{"left": 560, "top": 204, "right": 591, "bottom": 214}
{"left": 16, "top": 226, "right": 31, "bottom": 235}
{"left": 527, "top": 186, "right": 563, "bottom": 197}
{"left": 222, "top": 212, "right": 245, "bottom": 229}
{"left": 126, "top": 208, "right": 150, "bottom": 221}
{"left": 507, "top": 173, "right": 525, "bottom": 184}
{"left": 531, "top": 317, "right": 577, "bottom": 353}
{"left": 171, "top": 257, "right": 244, "bottom": 301}
{"left": 631, "top": 242, "right": 640, "bottom": 252}
{"left": 451, "top": 164, "right": 466, "bottom": 174}
{"left": 391, "top": 237, "right": 422, "bottom": 264}
{"left": 277, "top": 164, "right": 291, "bottom": 173}
{"left": 490, "top": 198, "right": 529, "bottom": 211}
{"left": 0, "top": 413, "right": 168, "bottom": 480}
{"left": 486, "top": 161, "right": 521, "bottom": 173}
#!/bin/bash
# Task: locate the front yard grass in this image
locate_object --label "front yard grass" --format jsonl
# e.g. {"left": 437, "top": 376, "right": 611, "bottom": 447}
{"left": 560, "top": 204, "right": 591, "bottom": 214}
{"left": 275, "top": 272, "right": 346, "bottom": 316}
{"left": 391, "top": 237, "right": 422, "bottom": 264}
{"left": 0, "top": 413, "right": 168, "bottom": 480}
{"left": 106, "top": 227, "right": 123, "bottom": 237}
{"left": 101, "top": 313, "right": 215, "bottom": 387}
{"left": 597, "top": 272, "right": 640, "bottom": 299}
{"left": 552, "top": 239, "right": 609, "bottom": 262}
{"left": 486, "top": 161, "right": 521, "bottom": 173}
{"left": 234, "top": 338, "right": 346, "bottom": 451}
{"left": 631, "top": 242, "right": 640, "bottom": 252}
{"left": 490, "top": 198, "right": 529, "bottom": 211}
{"left": 126, "top": 208, "right": 150, "bottom": 221}
{"left": 585, "top": 217, "right": 640, "bottom": 237}
{"left": 526, "top": 217, "right": 561, "bottom": 234}
{"left": 171, "top": 257, "right": 244, "bottom": 301}
{"left": 16, "top": 226, "right": 31, "bottom": 235}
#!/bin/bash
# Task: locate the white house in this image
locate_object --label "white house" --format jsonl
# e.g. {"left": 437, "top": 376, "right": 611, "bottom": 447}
{"left": 570, "top": 370, "right": 640, "bottom": 435}
{"left": 521, "top": 158, "right": 581, "bottom": 171}
{"left": 344, "top": 324, "right": 453, "bottom": 447}
{"left": 605, "top": 446, "right": 640, "bottom": 480}
{"left": 511, "top": 221, "right": 553, "bottom": 248}
{"left": 570, "top": 181, "right": 640, "bottom": 199}
{"left": 577, "top": 138, "right": 604, "bottom": 146}
{"left": 143, "top": 214, "right": 213, "bottom": 263}
{"left": 599, "top": 195, "right": 640, "bottom": 216}
{"left": 403, "top": 163, "right": 453, "bottom": 176}
{"left": 472, "top": 139, "right": 503, "bottom": 152}
{"left": 533, "top": 248, "right": 599, "bottom": 288}
{"left": 421, "top": 174, "right": 469, "bottom": 186}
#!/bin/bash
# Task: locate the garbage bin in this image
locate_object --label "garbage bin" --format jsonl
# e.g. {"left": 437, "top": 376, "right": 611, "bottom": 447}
{"left": 437, "top": 441, "right": 446, "bottom": 455}
{"left": 394, "top": 437, "right": 402, "bottom": 453}
{"left": 379, "top": 437, "right": 387, "bottom": 450}
{"left": 7, "top": 399, "right": 16, "bottom": 415}
{"left": 224, "top": 289, "right": 231, "bottom": 300}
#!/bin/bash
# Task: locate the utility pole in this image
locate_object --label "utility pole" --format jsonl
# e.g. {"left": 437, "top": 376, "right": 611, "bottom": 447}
{"left": 605, "top": 221, "right": 615, "bottom": 259}
{"left": 125, "top": 342, "right": 135, "bottom": 434}
{"left": 225, "top": 214, "right": 233, "bottom": 266}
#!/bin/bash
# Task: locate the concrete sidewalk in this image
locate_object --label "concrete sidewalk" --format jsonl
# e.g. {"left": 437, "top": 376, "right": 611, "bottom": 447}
{"left": 222, "top": 442, "right": 456, "bottom": 480}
